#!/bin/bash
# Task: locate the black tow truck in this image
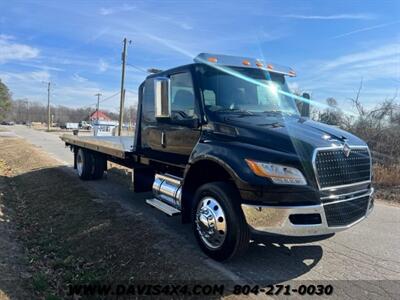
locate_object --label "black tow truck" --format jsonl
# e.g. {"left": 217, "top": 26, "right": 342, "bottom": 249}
{"left": 61, "top": 53, "right": 374, "bottom": 261}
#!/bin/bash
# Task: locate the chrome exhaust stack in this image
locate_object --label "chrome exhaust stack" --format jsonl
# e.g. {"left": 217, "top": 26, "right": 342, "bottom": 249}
{"left": 152, "top": 173, "right": 182, "bottom": 209}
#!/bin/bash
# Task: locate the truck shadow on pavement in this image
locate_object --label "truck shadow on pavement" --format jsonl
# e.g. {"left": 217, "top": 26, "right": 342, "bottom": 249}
{"left": 225, "top": 238, "right": 325, "bottom": 284}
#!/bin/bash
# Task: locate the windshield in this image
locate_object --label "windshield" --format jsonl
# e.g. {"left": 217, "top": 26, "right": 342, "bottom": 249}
{"left": 197, "top": 65, "right": 300, "bottom": 116}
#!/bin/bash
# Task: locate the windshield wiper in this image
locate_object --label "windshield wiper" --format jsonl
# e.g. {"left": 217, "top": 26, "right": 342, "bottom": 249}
{"left": 216, "top": 108, "right": 255, "bottom": 116}
{"left": 263, "top": 110, "right": 297, "bottom": 117}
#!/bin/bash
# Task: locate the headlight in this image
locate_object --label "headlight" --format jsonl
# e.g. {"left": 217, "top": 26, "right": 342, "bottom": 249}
{"left": 245, "top": 159, "right": 307, "bottom": 185}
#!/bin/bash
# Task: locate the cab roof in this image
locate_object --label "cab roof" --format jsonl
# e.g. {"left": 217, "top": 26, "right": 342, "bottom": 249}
{"left": 145, "top": 53, "right": 296, "bottom": 80}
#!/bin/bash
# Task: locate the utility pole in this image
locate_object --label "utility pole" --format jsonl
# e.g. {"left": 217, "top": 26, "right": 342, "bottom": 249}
{"left": 47, "top": 82, "right": 51, "bottom": 131}
{"left": 94, "top": 93, "right": 102, "bottom": 121}
{"left": 118, "top": 38, "right": 128, "bottom": 136}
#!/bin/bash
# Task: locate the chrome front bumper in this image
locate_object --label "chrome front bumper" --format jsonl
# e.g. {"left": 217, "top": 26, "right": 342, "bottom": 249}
{"left": 241, "top": 188, "right": 374, "bottom": 237}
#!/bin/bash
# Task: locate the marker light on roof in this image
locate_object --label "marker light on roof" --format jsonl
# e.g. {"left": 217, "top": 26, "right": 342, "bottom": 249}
{"left": 267, "top": 64, "right": 274, "bottom": 70}
{"left": 288, "top": 70, "right": 296, "bottom": 77}
{"left": 255, "top": 61, "right": 263, "bottom": 67}
{"left": 242, "top": 59, "right": 251, "bottom": 66}
{"left": 207, "top": 57, "right": 218, "bottom": 63}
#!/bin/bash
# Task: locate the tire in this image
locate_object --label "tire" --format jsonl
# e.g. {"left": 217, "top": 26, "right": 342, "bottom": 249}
{"left": 192, "top": 181, "right": 250, "bottom": 261}
{"left": 92, "top": 154, "right": 105, "bottom": 180}
{"left": 76, "top": 148, "right": 93, "bottom": 180}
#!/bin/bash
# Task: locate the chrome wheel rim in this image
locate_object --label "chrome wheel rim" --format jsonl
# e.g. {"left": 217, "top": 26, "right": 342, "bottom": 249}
{"left": 77, "top": 151, "right": 83, "bottom": 176}
{"left": 195, "top": 197, "right": 227, "bottom": 249}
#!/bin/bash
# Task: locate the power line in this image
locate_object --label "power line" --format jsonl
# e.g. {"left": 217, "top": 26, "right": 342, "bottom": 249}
{"left": 86, "top": 91, "right": 120, "bottom": 108}
{"left": 100, "top": 91, "right": 120, "bottom": 103}
{"left": 126, "top": 63, "right": 148, "bottom": 74}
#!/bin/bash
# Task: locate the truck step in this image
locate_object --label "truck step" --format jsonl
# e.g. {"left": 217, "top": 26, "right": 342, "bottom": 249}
{"left": 146, "top": 198, "right": 181, "bottom": 216}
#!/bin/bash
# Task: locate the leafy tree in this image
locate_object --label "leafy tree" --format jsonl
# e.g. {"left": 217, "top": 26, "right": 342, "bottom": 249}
{"left": 0, "top": 79, "right": 12, "bottom": 120}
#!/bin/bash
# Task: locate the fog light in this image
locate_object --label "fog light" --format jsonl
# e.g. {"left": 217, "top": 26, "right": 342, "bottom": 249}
{"left": 289, "top": 214, "right": 322, "bottom": 225}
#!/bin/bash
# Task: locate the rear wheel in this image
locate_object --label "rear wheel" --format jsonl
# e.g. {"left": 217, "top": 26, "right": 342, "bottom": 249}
{"left": 76, "top": 148, "right": 93, "bottom": 180}
{"left": 92, "top": 154, "right": 105, "bottom": 180}
{"left": 192, "top": 182, "right": 250, "bottom": 261}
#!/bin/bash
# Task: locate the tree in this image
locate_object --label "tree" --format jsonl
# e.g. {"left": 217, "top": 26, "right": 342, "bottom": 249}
{"left": 0, "top": 79, "right": 12, "bottom": 120}
{"left": 318, "top": 97, "right": 343, "bottom": 126}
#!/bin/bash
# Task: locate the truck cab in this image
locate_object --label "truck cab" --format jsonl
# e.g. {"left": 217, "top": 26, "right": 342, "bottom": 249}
{"left": 62, "top": 53, "right": 374, "bottom": 261}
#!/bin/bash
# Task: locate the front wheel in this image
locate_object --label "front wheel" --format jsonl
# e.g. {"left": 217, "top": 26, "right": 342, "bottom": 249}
{"left": 192, "top": 182, "right": 250, "bottom": 261}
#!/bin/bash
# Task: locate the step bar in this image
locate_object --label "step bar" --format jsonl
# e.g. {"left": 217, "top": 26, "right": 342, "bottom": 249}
{"left": 146, "top": 198, "right": 181, "bottom": 216}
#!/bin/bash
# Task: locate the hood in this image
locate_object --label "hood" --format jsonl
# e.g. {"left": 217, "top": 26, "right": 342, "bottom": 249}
{"left": 220, "top": 114, "right": 366, "bottom": 156}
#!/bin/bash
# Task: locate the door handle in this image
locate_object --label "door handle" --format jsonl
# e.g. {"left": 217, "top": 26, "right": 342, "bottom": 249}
{"left": 161, "top": 131, "right": 166, "bottom": 148}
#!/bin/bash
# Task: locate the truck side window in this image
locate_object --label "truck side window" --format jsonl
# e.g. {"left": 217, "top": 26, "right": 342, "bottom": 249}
{"left": 170, "top": 72, "right": 197, "bottom": 119}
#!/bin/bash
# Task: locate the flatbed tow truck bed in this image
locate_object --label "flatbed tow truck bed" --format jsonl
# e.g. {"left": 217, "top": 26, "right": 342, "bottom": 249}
{"left": 61, "top": 134, "right": 136, "bottom": 159}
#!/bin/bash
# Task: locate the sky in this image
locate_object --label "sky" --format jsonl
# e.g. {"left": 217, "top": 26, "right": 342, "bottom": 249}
{"left": 0, "top": 0, "right": 399, "bottom": 114}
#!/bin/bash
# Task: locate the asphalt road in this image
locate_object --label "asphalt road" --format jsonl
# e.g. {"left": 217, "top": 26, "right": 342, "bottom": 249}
{"left": 4, "top": 125, "right": 400, "bottom": 298}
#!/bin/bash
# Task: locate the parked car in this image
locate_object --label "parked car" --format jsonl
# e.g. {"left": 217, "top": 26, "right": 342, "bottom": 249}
{"left": 79, "top": 121, "right": 92, "bottom": 130}
{"left": 1, "top": 121, "right": 15, "bottom": 125}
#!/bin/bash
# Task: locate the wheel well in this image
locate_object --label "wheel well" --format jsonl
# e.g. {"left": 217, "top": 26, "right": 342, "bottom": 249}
{"left": 181, "top": 159, "right": 237, "bottom": 223}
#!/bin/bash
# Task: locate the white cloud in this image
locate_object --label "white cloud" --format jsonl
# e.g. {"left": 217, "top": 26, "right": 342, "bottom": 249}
{"left": 321, "top": 43, "right": 400, "bottom": 71}
{"left": 30, "top": 71, "right": 51, "bottom": 82}
{"left": 99, "top": 4, "right": 135, "bottom": 16}
{"left": 0, "top": 35, "right": 39, "bottom": 63}
{"left": 332, "top": 20, "right": 400, "bottom": 39}
{"left": 0, "top": 70, "right": 50, "bottom": 83}
{"left": 98, "top": 59, "right": 109, "bottom": 72}
{"left": 180, "top": 23, "right": 193, "bottom": 30}
{"left": 18, "top": 62, "right": 64, "bottom": 72}
{"left": 0, "top": 34, "right": 13, "bottom": 40}
{"left": 72, "top": 73, "right": 88, "bottom": 82}
{"left": 282, "top": 14, "right": 375, "bottom": 20}
{"left": 291, "top": 41, "right": 400, "bottom": 111}
{"left": 99, "top": 8, "right": 113, "bottom": 16}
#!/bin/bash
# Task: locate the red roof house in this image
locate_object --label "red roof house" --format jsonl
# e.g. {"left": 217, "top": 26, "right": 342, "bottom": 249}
{"left": 89, "top": 110, "right": 111, "bottom": 121}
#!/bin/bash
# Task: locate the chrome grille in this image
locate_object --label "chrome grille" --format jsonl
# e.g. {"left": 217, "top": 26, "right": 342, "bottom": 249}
{"left": 314, "top": 147, "right": 371, "bottom": 189}
{"left": 324, "top": 196, "right": 369, "bottom": 227}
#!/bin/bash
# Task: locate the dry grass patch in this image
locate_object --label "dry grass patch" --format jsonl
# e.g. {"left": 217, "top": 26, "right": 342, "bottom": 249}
{"left": 373, "top": 164, "right": 400, "bottom": 206}
{"left": 373, "top": 164, "right": 400, "bottom": 187}
{"left": 0, "top": 137, "right": 226, "bottom": 299}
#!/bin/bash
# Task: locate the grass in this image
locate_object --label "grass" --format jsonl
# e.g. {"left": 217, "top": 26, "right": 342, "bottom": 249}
{"left": 32, "top": 273, "right": 49, "bottom": 292}
{"left": 0, "top": 136, "right": 226, "bottom": 299}
{"left": 373, "top": 164, "right": 400, "bottom": 187}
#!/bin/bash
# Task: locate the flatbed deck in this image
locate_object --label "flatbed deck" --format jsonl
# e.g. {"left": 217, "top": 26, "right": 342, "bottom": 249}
{"left": 61, "top": 134, "right": 136, "bottom": 159}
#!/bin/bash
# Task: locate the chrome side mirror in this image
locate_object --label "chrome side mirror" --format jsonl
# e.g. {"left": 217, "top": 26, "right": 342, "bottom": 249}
{"left": 154, "top": 77, "right": 171, "bottom": 118}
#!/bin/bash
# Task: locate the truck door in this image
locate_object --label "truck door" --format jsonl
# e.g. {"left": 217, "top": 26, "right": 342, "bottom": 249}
{"left": 140, "top": 77, "right": 163, "bottom": 153}
{"left": 159, "top": 71, "right": 201, "bottom": 164}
